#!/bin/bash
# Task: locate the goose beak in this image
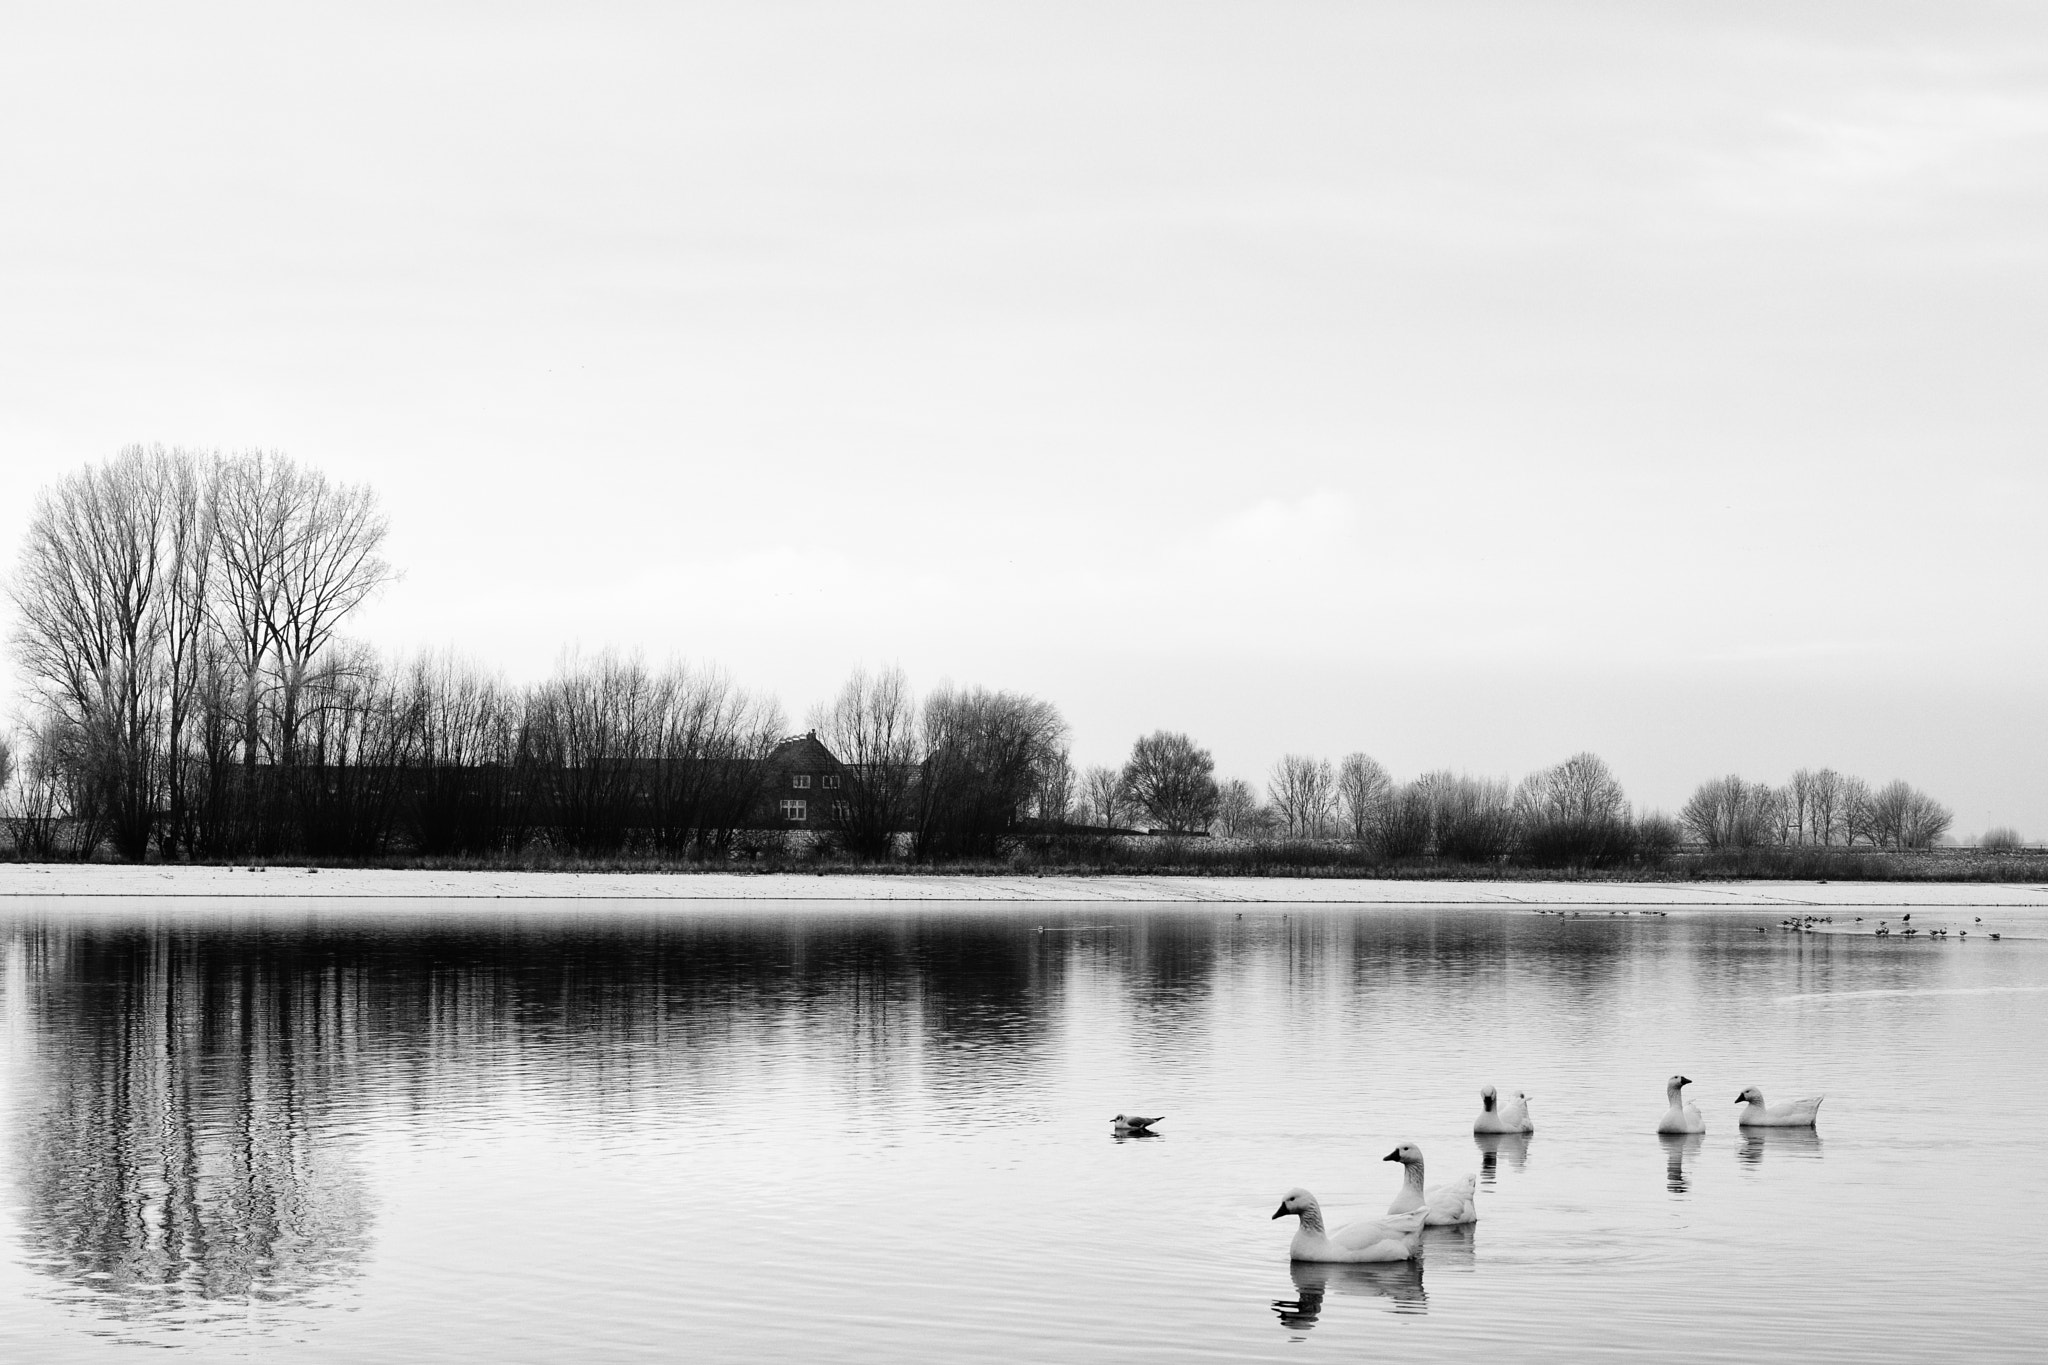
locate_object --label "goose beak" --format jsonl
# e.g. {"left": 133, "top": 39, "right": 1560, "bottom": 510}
{"left": 1272, "top": 1203, "right": 1289, "bottom": 1220}
{"left": 1679, "top": 1076, "right": 1692, "bottom": 1086}
{"left": 1383, "top": 1148, "right": 1401, "bottom": 1161}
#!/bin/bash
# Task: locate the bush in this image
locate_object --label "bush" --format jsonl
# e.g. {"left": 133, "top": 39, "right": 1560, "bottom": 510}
{"left": 1980, "top": 827, "right": 2025, "bottom": 854}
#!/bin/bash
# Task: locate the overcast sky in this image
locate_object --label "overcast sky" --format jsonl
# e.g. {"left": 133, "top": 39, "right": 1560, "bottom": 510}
{"left": 2, "top": 1, "right": 2044, "bottom": 834}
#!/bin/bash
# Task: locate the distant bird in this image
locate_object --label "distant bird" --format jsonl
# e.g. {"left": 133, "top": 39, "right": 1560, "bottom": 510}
{"left": 1903, "top": 913, "right": 1912, "bottom": 923}
{"left": 1735, "top": 1086, "right": 1824, "bottom": 1128}
{"left": 1473, "top": 1084, "right": 1535, "bottom": 1135}
{"left": 1272, "top": 1189, "right": 1426, "bottom": 1262}
{"left": 1384, "top": 1143, "right": 1479, "bottom": 1225}
{"left": 1991, "top": 933, "right": 2002, "bottom": 941}
{"left": 1875, "top": 926, "right": 1890, "bottom": 937}
{"left": 1657, "top": 1075, "right": 1706, "bottom": 1134}
{"left": 1112, "top": 1113, "right": 1163, "bottom": 1135}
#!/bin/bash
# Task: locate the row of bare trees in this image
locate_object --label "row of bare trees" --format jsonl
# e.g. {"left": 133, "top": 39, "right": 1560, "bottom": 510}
{"left": 7, "top": 446, "right": 393, "bottom": 858}
{"left": 812, "top": 666, "right": 1071, "bottom": 860}
{"left": 1071, "top": 741, "right": 1667, "bottom": 868}
{"left": 1679, "top": 770, "right": 1951, "bottom": 851}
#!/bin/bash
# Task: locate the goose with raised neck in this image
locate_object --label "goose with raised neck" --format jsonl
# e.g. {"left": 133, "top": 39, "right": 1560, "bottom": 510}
{"left": 1657, "top": 1074, "right": 1706, "bottom": 1134}
{"left": 1384, "top": 1143, "right": 1479, "bottom": 1225}
{"left": 1473, "top": 1084, "right": 1535, "bottom": 1134}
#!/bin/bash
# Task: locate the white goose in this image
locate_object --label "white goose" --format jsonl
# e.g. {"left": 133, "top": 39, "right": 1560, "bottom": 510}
{"left": 1656, "top": 1075, "right": 1706, "bottom": 1134}
{"left": 1272, "top": 1189, "right": 1427, "bottom": 1263}
{"left": 1735, "top": 1086, "right": 1823, "bottom": 1128}
{"left": 1384, "top": 1142, "right": 1479, "bottom": 1225}
{"left": 1473, "top": 1084, "right": 1535, "bottom": 1134}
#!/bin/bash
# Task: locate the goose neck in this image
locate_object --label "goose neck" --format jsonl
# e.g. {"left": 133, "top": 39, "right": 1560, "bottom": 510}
{"left": 1296, "top": 1201, "right": 1326, "bottom": 1235}
{"left": 1403, "top": 1161, "right": 1426, "bottom": 1194}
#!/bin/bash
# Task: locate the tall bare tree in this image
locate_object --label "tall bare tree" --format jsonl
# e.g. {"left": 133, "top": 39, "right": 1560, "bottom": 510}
{"left": 7, "top": 447, "right": 200, "bottom": 858}
{"left": 1080, "top": 765, "right": 1129, "bottom": 829}
{"left": 1214, "top": 777, "right": 1260, "bottom": 839}
{"left": 1335, "top": 753, "right": 1391, "bottom": 844}
{"left": 211, "top": 452, "right": 393, "bottom": 775}
{"left": 1268, "top": 754, "right": 1334, "bottom": 838}
{"left": 812, "top": 665, "right": 920, "bottom": 859}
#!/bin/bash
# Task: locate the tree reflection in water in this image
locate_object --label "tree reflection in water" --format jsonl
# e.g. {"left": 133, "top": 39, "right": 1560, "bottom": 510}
{"left": 9, "top": 927, "right": 370, "bottom": 1323}
{"left": 1, "top": 911, "right": 1068, "bottom": 1325}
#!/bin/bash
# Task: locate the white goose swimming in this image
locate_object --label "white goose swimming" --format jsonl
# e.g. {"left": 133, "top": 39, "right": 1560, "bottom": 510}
{"left": 1272, "top": 1189, "right": 1427, "bottom": 1263}
{"left": 1384, "top": 1143, "right": 1479, "bottom": 1225}
{"left": 1735, "top": 1086, "right": 1823, "bottom": 1128}
{"left": 1473, "top": 1084, "right": 1535, "bottom": 1134}
{"left": 1656, "top": 1075, "right": 1706, "bottom": 1134}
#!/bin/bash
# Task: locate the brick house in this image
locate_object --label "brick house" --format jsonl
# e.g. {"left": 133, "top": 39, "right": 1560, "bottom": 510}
{"left": 754, "top": 731, "right": 851, "bottom": 830}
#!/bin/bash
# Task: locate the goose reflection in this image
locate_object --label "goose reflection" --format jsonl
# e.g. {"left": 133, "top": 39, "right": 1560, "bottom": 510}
{"left": 1660, "top": 1132, "right": 1705, "bottom": 1195}
{"left": 1474, "top": 1131, "right": 1532, "bottom": 1183}
{"left": 1272, "top": 1259, "right": 1428, "bottom": 1330}
{"left": 1739, "top": 1126, "right": 1825, "bottom": 1167}
{"left": 1421, "top": 1222, "right": 1478, "bottom": 1271}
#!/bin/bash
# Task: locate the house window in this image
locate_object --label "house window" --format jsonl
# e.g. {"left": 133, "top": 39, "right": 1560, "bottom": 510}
{"left": 821, "top": 774, "right": 841, "bottom": 789}
{"left": 792, "top": 774, "right": 812, "bottom": 789}
{"left": 832, "top": 801, "right": 849, "bottom": 820}
{"left": 781, "top": 799, "right": 807, "bottom": 822}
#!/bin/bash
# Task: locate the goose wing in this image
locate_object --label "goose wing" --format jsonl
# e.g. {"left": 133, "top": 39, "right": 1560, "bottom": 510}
{"left": 1426, "top": 1174, "right": 1480, "bottom": 1224}
{"left": 1329, "top": 1208, "right": 1426, "bottom": 1253}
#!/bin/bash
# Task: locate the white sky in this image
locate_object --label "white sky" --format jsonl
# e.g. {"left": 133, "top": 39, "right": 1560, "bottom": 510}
{"left": 2, "top": 1, "right": 2044, "bottom": 835}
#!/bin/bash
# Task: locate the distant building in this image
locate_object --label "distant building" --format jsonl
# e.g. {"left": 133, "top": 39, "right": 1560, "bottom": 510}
{"left": 754, "top": 731, "right": 850, "bottom": 829}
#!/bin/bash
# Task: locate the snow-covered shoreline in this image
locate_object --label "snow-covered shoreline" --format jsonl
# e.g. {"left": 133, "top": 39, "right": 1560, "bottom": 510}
{"left": 3, "top": 863, "right": 2046, "bottom": 908}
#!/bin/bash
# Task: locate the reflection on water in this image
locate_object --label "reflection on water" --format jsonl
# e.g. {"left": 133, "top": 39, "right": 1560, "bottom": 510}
{"left": 1273, "top": 1258, "right": 1428, "bottom": 1330}
{"left": 1739, "top": 1127, "right": 1825, "bottom": 1167}
{"left": 1475, "top": 1131, "right": 1531, "bottom": 1183}
{"left": 0, "top": 902, "right": 2045, "bottom": 1364}
{"left": 1660, "top": 1132, "right": 1705, "bottom": 1195}
{"left": 1420, "top": 1223, "right": 1478, "bottom": 1271}
{"left": 9, "top": 932, "right": 370, "bottom": 1325}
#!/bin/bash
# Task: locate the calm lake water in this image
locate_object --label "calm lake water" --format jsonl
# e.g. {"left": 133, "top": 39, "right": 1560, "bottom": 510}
{"left": 1, "top": 898, "right": 2044, "bottom": 1363}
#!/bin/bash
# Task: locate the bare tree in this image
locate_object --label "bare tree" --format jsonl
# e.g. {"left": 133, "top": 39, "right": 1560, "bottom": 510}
{"left": 1840, "top": 775, "right": 1876, "bottom": 846}
{"left": 1032, "top": 748, "right": 1076, "bottom": 826}
{"left": 1421, "top": 771, "right": 1517, "bottom": 862}
{"left": 1335, "top": 753, "right": 1391, "bottom": 844}
{"left": 1268, "top": 754, "right": 1335, "bottom": 838}
{"left": 1680, "top": 774, "right": 1784, "bottom": 849}
{"left": 1214, "top": 777, "right": 1259, "bottom": 839}
{"left": 158, "top": 451, "right": 217, "bottom": 858}
{"left": 911, "top": 685, "right": 1068, "bottom": 858}
{"left": 811, "top": 665, "right": 920, "bottom": 859}
{"left": 6, "top": 447, "right": 198, "bottom": 859}
{"left": 1119, "top": 731, "right": 1220, "bottom": 834}
{"left": 645, "top": 662, "right": 784, "bottom": 856}
{"left": 1803, "top": 767, "right": 1846, "bottom": 846}
{"left": 1866, "top": 779, "right": 1952, "bottom": 850}
{"left": 1080, "top": 764, "right": 1129, "bottom": 829}
{"left": 1515, "top": 752, "right": 1631, "bottom": 867}
{"left": 211, "top": 452, "right": 393, "bottom": 776}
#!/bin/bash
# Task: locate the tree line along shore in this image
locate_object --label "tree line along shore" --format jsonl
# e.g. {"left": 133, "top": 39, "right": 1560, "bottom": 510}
{"left": 3, "top": 445, "right": 2030, "bottom": 877}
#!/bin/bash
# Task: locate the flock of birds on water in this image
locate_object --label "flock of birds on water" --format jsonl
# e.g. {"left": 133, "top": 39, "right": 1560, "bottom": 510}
{"left": 1118, "top": 1074, "right": 1826, "bottom": 1264}
{"left": 1527, "top": 907, "right": 2003, "bottom": 940}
